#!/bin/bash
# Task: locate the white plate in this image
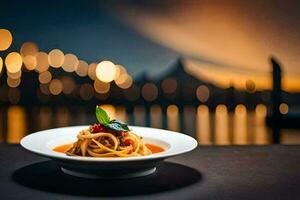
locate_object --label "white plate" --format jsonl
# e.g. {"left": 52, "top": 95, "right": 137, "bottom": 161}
{"left": 21, "top": 126, "right": 197, "bottom": 179}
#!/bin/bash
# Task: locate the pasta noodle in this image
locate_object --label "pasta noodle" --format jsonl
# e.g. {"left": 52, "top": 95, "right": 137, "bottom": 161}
{"left": 66, "top": 128, "right": 152, "bottom": 157}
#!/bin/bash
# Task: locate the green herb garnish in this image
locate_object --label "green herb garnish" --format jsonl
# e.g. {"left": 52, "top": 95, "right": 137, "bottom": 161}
{"left": 96, "top": 106, "right": 130, "bottom": 132}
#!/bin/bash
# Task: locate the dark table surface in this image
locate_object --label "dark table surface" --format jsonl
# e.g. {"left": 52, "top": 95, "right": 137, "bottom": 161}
{"left": 1, "top": 144, "right": 300, "bottom": 200}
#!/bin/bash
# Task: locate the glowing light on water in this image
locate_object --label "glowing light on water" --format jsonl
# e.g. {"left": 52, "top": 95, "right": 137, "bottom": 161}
{"left": 96, "top": 61, "right": 116, "bottom": 83}
{"left": 150, "top": 105, "right": 162, "bottom": 128}
{"left": 5, "top": 52, "right": 23, "bottom": 73}
{"left": 62, "top": 54, "right": 78, "bottom": 72}
{"left": 0, "top": 29, "right": 13, "bottom": 51}
{"left": 215, "top": 104, "right": 229, "bottom": 145}
{"left": 233, "top": 104, "right": 247, "bottom": 145}
{"left": 196, "top": 105, "right": 211, "bottom": 145}
{"left": 48, "top": 49, "right": 64, "bottom": 68}
{"left": 167, "top": 105, "right": 180, "bottom": 131}
{"left": 7, "top": 106, "right": 27, "bottom": 143}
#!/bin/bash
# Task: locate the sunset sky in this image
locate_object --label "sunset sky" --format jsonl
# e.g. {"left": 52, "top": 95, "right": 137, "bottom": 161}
{"left": 115, "top": 0, "right": 300, "bottom": 91}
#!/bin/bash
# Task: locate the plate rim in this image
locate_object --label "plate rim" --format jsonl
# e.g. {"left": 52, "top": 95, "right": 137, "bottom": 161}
{"left": 20, "top": 125, "right": 198, "bottom": 162}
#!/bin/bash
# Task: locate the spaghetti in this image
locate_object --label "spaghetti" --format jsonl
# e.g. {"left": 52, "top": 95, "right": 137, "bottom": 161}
{"left": 65, "top": 126, "right": 152, "bottom": 157}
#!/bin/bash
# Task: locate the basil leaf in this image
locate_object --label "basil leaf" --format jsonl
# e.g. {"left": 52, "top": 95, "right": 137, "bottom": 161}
{"left": 107, "top": 120, "right": 130, "bottom": 132}
{"left": 95, "top": 106, "right": 110, "bottom": 125}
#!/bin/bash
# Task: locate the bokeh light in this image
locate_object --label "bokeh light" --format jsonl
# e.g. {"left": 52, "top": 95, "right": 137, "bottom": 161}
{"left": 35, "top": 52, "right": 49, "bottom": 73}
{"left": 7, "top": 77, "right": 21, "bottom": 88}
{"left": 20, "top": 42, "right": 39, "bottom": 57}
{"left": 114, "top": 64, "right": 121, "bottom": 80}
{"left": 245, "top": 80, "right": 256, "bottom": 93}
{"left": 62, "top": 54, "right": 78, "bottom": 72}
{"left": 255, "top": 104, "right": 267, "bottom": 117}
{"left": 5, "top": 52, "right": 23, "bottom": 73}
{"left": 0, "top": 29, "right": 13, "bottom": 51}
{"left": 142, "top": 83, "right": 158, "bottom": 101}
{"left": 116, "top": 75, "right": 133, "bottom": 89}
{"left": 39, "top": 83, "right": 50, "bottom": 95}
{"left": 79, "top": 83, "right": 94, "bottom": 100}
{"left": 94, "top": 80, "right": 110, "bottom": 94}
{"left": 99, "top": 104, "right": 116, "bottom": 119}
{"left": 124, "top": 85, "right": 140, "bottom": 101}
{"left": 161, "top": 78, "right": 177, "bottom": 94}
{"left": 48, "top": 49, "right": 64, "bottom": 68}
{"left": 96, "top": 61, "right": 116, "bottom": 83}
{"left": 279, "top": 103, "right": 289, "bottom": 114}
{"left": 61, "top": 76, "right": 76, "bottom": 95}
{"left": 38, "top": 71, "right": 52, "bottom": 84}
{"left": 196, "top": 85, "right": 210, "bottom": 103}
{"left": 49, "top": 79, "right": 63, "bottom": 95}
{"left": 115, "top": 73, "right": 128, "bottom": 85}
{"left": 7, "top": 70, "right": 21, "bottom": 79}
{"left": 88, "top": 63, "right": 97, "bottom": 80}
{"left": 76, "top": 60, "right": 88, "bottom": 77}
{"left": 23, "top": 55, "right": 37, "bottom": 70}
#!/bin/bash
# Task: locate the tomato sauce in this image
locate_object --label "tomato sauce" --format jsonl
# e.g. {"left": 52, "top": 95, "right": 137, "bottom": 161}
{"left": 53, "top": 143, "right": 73, "bottom": 153}
{"left": 145, "top": 144, "right": 164, "bottom": 154}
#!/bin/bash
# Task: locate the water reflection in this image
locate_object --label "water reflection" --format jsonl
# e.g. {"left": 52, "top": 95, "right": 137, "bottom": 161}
{"left": 254, "top": 104, "right": 270, "bottom": 144}
{"left": 215, "top": 105, "right": 230, "bottom": 145}
{"left": 167, "top": 105, "right": 180, "bottom": 132}
{"left": 7, "top": 106, "right": 27, "bottom": 143}
{"left": 233, "top": 104, "right": 247, "bottom": 145}
{"left": 150, "top": 105, "right": 162, "bottom": 128}
{"left": 55, "top": 107, "right": 70, "bottom": 127}
{"left": 196, "top": 105, "right": 211, "bottom": 145}
{"left": 133, "top": 106, "right": 145, "bottom": 126}
{"left": 37, "top": 107, "right": 52, "bottom": 130}
{"left": 0, "top": 104, "right": 296, "bottom": 145}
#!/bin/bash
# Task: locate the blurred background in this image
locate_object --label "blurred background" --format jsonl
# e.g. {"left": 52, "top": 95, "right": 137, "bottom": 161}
{"left": 1, "top": 0, "right": 300, "bottom": 145}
